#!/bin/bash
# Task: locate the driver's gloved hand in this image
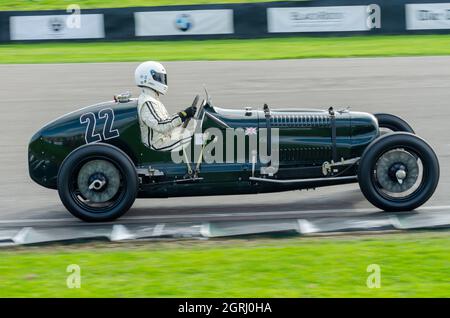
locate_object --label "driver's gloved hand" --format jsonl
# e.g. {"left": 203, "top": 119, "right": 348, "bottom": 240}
{"left": 178, "top": 106, "right": 197, "bottom": 122}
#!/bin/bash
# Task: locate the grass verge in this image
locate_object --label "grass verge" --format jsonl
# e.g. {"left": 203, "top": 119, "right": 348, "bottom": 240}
{"left": 1, "top": 35, "right": 450, "bottom": 64}
{"left": 0, "top": 232, "right": 449, "bottom": 297}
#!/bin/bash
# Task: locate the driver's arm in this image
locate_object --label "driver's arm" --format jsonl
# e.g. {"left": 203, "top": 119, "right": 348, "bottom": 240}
{"left": 141, "top": 102, "right": 182, "bottom": 134}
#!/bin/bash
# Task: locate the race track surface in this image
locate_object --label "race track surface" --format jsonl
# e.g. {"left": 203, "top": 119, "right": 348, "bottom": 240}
{"left": 0, "top": 57, "right": 449, "bottom": 226}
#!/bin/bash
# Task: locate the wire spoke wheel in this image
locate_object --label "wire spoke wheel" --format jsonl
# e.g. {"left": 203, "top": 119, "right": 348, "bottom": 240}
{"left": 71, "top": 158, "right": 124, "bottom": 211}
{"left": 373, "top": 149, "right": 423, "bottom": 200}
{"left": 58, "top": 143, "right": 138, "bottom": 222}
{"left": 358, "top": 132, "right": 439, "bottom": 212}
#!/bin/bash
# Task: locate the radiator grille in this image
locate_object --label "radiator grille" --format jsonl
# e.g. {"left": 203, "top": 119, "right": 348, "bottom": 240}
{"left": 271, "top": 114, "right": 330, "bottom": 128}
{"left": 279, "top": 146, "right": 332, "bottom": 161}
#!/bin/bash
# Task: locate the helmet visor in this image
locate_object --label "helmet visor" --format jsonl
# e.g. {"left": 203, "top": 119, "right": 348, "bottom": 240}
{"left": 151, "top": 70, "right": 167, "bottom": 85}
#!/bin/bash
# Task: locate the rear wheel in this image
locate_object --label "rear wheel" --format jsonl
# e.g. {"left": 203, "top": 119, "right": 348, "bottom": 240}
{"left": 57, "top": 143, "right": 138, "bottom": 222}
{"left": 358, "top": 133, "right": 439, "bottom": 211}
{"left": 374, "top": 113, "right": 415, "bottom": 134}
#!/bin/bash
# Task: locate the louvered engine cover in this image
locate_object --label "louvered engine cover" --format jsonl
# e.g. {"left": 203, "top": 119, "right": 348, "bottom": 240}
{"left": 261, "top": 109, "right": 378, "bottom": 166}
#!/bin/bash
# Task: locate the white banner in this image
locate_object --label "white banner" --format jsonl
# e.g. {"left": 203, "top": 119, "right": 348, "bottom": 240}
{"left": 406, "top": 3, "right": 450, "bottom": 30}
{"left": 10, "top": 14, "right": 104, "bottom": 40}
{"left": 135, "top": 10, "right": 234, "bottom": 36}
{"left": 267, "top": 5, "right": 380, "bottom": 33}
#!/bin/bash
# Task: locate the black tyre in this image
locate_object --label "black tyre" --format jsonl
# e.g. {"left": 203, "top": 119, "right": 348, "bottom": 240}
{"left": 358, "top": 132, "right": 439, "bottom": 212}
{"left": 57, "top": 143, "right": 138, "bottom": 222}
{"left": 374, "top": 113, "right": 415, "bottom": 134}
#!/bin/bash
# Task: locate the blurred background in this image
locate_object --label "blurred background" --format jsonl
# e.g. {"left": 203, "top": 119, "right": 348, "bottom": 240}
{"left": 0, "top": 0, "right": 449, "bottom": 298}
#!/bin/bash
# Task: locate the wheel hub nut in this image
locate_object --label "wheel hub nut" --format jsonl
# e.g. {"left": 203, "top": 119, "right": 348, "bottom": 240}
{"left": 87, "top": 172, "right": 108, "bottom": 191}
{"left": 395, "top": 169, "right": 407, "bottom": 184}
{"left": 90, "top": 179, "right": 106, "bottom": 190}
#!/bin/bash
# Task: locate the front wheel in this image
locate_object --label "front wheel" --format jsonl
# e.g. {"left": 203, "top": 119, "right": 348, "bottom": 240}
{"left": 358, "top": 132, "right": 439, "bottom": 211}
{"left": 57, "top": 143, "right": 138, "bottom": 222}
{"left": 374, "top": 113, "right": 415, "bottom": 134}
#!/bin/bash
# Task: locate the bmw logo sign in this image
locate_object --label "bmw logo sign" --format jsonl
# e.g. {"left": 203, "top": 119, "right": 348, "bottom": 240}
{"left": 48, "top": 17, "right": 65, "bottom": 32}
{"left": 175, "top": 14, "right": 193, "bottom": 32}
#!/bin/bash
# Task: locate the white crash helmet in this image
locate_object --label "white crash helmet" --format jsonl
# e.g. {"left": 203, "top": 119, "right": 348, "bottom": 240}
{"left": 134, "top": 61, "right": 168, "bottom": 95}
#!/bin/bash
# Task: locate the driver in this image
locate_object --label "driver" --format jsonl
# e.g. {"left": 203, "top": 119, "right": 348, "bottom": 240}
{"left": 135, "top": 61, "right": 197, "bottom": 151}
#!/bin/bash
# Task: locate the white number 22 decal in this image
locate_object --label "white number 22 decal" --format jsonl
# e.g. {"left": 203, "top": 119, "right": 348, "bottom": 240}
{"left": 80, "top": 108, "right": 120, "bottom": 144}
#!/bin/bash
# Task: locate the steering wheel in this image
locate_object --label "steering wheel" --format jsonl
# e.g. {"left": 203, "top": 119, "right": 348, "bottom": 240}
{"left": 182, "top": 95, "right": 200, "bottom": 128}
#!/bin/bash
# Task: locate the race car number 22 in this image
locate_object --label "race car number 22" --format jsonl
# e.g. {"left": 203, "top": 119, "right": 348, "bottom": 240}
{"left": 80, "top": 108, "right": 120, "bottom": 144}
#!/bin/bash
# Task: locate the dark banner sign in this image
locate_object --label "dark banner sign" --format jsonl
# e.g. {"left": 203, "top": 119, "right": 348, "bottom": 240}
{"left": 1, "top": 0, "right": 450, "bottom": 42}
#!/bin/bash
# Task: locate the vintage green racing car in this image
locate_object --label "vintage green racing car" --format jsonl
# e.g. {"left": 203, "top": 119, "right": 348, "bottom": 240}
{"left": 28, "top": 90, "right": 440, "bottom": 221}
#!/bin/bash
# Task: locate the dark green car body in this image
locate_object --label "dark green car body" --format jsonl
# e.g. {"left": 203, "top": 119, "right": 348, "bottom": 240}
{"left": 28, "top": 98, "right": 379, "bottom": 197}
